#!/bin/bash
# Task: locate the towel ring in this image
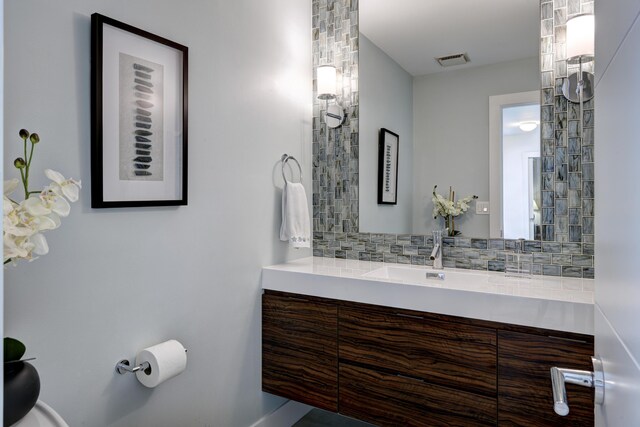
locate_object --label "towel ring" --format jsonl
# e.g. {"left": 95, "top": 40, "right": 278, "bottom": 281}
{"left": 281, "top": 154, "right": 303, "bottom": 184}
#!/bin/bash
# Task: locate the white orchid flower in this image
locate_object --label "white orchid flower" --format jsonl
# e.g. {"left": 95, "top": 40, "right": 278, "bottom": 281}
{"left": 432, "top": 185, "right": 477, "bottom": 223}
{"left": 3, "top": 232, "right": 48, "bottom": 263}
{"left": 29, "top": 233, "right": 49, "bottom": 256}
{"left": 29, "top": 189, "right": 71, "bottom": 217}
{"left": 4, "top": 178, "right": 20, "bottom": 196}
{"left": 22, "top": 196, "right": 51, "bottom": 216}
{"left": 4, "top": 197, "right": 57, "bottom": 233}
{"left": 4, "top": 196, "right": 17, "bottom": 216}
{"left": 4, "top": 131, "right": 81, "bottom": 265}
{"left": 4, "top": 234, "right": 30, "bottom": 262}
{"left": 47, "top": 212, "right": 61, "bottom": 229}
{"left": 45, "top": 169, "right": 81, "bottom": 202}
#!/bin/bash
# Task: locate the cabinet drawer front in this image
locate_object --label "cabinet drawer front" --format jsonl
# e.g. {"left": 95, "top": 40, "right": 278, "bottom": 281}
{"left": 498, "top": 331, "right": 594, "bottom": 426}
{"left": 339, "top": 305, "right": 497, "bottom": 395}
{"left": 340, "top": 363, "right": 497, "bottom": 427}
{"left": 262, "top": 293, "right": 338, "bottom": 411}
{"left": 263, "top": 293, "right": 337, "bottom": 357}
{"left": 263, "top": 344, "right": 337, "bottom": 411}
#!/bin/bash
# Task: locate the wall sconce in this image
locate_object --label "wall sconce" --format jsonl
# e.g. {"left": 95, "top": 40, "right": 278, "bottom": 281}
{"left": 562, "top": 14, "right": 595, "bottom": 103}
{"left": 317, "top": 65, "right": 344, "bottom": 128}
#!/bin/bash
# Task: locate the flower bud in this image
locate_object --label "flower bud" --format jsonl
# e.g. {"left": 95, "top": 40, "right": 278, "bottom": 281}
{"left": 19, "top": 129, "right": 30, "bottom": 140}
{"left": 14, "top": 157, "right": 26, "bottom": 169}
{"left": 29, "top": 133, "right": 40, "bottom": 144}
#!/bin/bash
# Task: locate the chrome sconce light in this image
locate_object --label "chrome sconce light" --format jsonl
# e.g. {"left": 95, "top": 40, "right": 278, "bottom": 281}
{"left": 562, "top": 14, "right": 595, "bottom": 103}
{"left": 317, "top": 65, "right": 344, "bottom": 128}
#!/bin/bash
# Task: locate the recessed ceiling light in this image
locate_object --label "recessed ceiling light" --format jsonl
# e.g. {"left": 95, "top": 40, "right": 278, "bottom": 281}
{"left": 518, "top": 121, "right": 539, "bottom": 132}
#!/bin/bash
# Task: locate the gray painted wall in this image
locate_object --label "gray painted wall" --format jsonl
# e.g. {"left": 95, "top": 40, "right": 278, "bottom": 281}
{"left": 412, "top": 57, "right": 540, "bottom": 236}
{"left": 4, "top": 1, "right": 311, "bottom": 426}
{"left": 359, "top": 35, "right": 413, "bottom": 234}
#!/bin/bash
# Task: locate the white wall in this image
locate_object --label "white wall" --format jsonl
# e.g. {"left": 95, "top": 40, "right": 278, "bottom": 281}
{"left": 359, "top": 34, "right": 413, "bottom": 234}
{"left": 412, "top": 57, "right": 539, "bottom": 236}
{"left": 594, "top": 1, "right": 640, "bottom": 425}
{"left": 3, "top": 1, "right": 311, "bottom": 426}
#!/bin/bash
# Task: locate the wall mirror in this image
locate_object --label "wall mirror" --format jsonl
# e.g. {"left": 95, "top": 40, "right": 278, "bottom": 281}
{"left": 359, "top": 0, "right": 541, "bottom": 238}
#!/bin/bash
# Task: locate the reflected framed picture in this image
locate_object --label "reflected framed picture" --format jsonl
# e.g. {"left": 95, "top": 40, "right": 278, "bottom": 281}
{"left": 377, "top": 128, "right": 399, "bottom": 205}
{"left": 91, "top": 13, "right": 188, "bottom": 208}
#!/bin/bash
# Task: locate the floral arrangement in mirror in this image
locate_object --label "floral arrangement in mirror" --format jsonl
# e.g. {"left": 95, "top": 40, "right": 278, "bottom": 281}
{"left": 432, "top": 185, "right": 477, "bottom": 237}
{"left": 3, "top": 129, "right": 81, "bottom": 265}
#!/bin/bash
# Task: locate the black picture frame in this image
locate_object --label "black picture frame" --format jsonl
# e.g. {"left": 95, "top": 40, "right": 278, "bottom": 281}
{"left": 91, "top": 13, "right": 188, "bottom": 208}
{"left": 377, "top": 128, "right": 399, "bottom": 205}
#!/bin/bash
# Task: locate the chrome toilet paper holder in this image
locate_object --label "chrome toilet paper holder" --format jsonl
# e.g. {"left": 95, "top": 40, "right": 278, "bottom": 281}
{"left": 115, "top": 347, "right": 187, "bottom": 375}
{"left": 115, "top": 359, "right": 151, "bottom": 375}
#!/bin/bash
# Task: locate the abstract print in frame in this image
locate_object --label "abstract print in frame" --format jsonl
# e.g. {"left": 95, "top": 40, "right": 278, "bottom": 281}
{"left": 91, "top": 13, "right": 188, "bottom": 208}
{"left": 377, "top": 128, "right": 399, "bottom": 205}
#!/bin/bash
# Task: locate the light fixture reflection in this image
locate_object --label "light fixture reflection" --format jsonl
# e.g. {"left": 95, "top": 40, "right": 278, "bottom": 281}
{"left": 518, "top": 121, "right": 539, "bottom": 132}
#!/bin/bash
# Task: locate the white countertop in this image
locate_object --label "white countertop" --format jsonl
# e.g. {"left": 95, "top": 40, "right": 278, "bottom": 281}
{"left": 262, "top": 257, "right": 594, "bottom": 335}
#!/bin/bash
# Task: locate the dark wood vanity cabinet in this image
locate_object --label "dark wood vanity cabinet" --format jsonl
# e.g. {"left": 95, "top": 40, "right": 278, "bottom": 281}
{"left": 262, "top": 290, "right": 594, "bottom": 426}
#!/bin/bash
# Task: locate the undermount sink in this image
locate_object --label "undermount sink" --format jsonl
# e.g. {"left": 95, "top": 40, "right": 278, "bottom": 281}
{"left": 362, "top": 265, "right": 504, "bottom": 289}
{"left": 363, "top": 266, "right": 447, "bottom": 282}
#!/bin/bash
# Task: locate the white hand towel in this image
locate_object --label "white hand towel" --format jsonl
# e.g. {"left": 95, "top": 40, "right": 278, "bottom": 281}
{"left": 280, "top": 181, "right": 311, "bottom": 248}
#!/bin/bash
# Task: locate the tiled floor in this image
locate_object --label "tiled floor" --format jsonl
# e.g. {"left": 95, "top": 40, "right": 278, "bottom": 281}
{"left": 293, "top": 409, "right": 376, "bottom": 427}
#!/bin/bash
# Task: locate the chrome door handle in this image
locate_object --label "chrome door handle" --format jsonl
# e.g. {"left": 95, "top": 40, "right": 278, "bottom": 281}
{"left": 550, "top": 356, "right": 604, "bottom": 416}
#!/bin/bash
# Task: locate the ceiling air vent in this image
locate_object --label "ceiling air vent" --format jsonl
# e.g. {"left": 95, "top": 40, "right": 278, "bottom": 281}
{"left": 435, "top": 53, "right": 469, "bottom": 67}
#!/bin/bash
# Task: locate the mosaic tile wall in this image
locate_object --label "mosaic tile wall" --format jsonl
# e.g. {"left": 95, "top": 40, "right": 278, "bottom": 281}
{"left": 312, "top": 0, "right": 359, "bottom": 233}
{"left": 311, "top": 0, "right": 595, "bottom": 278}
{"left": 540, "top": 0, "right": 594, "bottom": 243}
{"left": 311, "top": 232, "right": 594, "bottom": 278}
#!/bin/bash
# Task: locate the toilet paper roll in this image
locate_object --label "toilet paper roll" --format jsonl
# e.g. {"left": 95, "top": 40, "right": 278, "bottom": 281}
{"left": 135, "top": 340, "right": 187, "bottom": 388}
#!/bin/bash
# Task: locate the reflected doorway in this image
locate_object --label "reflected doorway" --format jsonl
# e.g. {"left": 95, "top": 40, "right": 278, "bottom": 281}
{"left": 502, "top": 104, "right": 541, "bottom": 240}
{"left": 489, "top": 91, "right": 541, "bottom": 239}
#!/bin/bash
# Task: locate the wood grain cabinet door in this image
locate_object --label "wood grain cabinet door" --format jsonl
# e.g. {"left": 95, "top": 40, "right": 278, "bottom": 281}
{"left": 498, "top": 330, "right": 594, "bottom": 426}
{"left": 262, "top": 292, "right": 338, "bottom": 411}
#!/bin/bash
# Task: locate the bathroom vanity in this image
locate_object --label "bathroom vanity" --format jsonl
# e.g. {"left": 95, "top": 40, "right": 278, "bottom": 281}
{"left": 261, "top": 257, "right": 594, "bottom": 426}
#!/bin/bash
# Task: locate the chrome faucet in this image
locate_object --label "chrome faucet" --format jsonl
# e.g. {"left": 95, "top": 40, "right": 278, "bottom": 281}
{"left": 430, "top": 230, "right": 443, "bottom": 270}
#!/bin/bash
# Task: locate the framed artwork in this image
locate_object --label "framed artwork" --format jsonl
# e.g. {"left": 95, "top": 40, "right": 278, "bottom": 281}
{"left": 91, "top": 13, "right": 188, "bottom": 208}
{"left": 377, "top": 128, "right": 399, "bottom": 205}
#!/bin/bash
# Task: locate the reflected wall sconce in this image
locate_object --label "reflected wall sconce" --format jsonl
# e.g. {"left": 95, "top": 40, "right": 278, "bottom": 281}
{"left": 317, "top": 65, "right": 344, "bottom": 128}
{"left": 562, "top": 14, "right": 595, "bottom": 103}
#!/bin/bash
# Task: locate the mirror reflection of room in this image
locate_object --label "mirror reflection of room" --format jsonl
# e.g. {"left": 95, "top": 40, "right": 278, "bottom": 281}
{"left": 359, "top": 0, "right": 540, "bottom": 237}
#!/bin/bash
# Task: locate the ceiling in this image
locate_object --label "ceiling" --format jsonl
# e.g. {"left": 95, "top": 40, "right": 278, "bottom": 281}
{"left": 360, "top": 0, "right": 540, "bottom": 76}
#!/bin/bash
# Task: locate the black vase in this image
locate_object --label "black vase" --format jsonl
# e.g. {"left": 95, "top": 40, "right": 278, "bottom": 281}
{"left": 4, "top": 361, "right": 40, "bottom": 426}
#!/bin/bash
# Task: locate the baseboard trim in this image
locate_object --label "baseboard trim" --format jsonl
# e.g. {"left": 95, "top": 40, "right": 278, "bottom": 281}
{"left": 250, "top": 400, "right": 312, "bottom": 427}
